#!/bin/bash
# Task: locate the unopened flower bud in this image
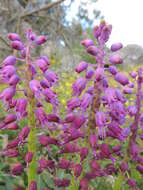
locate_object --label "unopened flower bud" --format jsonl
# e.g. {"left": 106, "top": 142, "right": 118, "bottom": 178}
{"left": 126, "top": 178, "right": 137, "bottom": 188}
{"left": 57, "top": 159, "right": 72, "bottom": 169}
{"left": 9, "top": 75, "right": 20, "bottom": 86}
{"left": 47, "top": 114, "right": 60, "bottom": 123}
{"left": 7, "top": 122, "right": 19, "bottom": 130}
{"left": 74, "top": 164, "right": 82, "bottom": 178}
{"left": 109, "top": 54, "right": 123, "bottom": 64}
{"left": 35, "top": 35, "right": 46, "bottom": 45}
{"left": 7, "top": 149, "right": 19, "bottom": 158}
{"left": 80, "top": 177, "right": 88, "bottom": 190}
{"left": 87, "top": 45, "right": 98, "bottom": 56}
{"left": 115, "top": 72, "right": 129, "bottom": 86}
{"left": 7, "top": 138, "right": 19, "bottom": 149}
{"left": 11, "top": 163, "right": 24, "bottom": 175}
{"left": 80, "top": 147, "right": 88, "bottom": 161}
{"left": 25, "top": 152, "right": 33, "bottom": 164}
{"left": 39, "top": 135, "right": 48, "bottom": 146}
{"left": 75, "top": 61, "right": 88, "bottom": 73}
{"left": 29, "top": 181, "right": 37, "bottom": 190}
{"left": 109, "top": 66, "right": 117, "bottom": 75}
{"left": 4, "top": 114, "right": 17, "bottom": 124}
{"left": 54, "top": 178, "right": 70, "bottom": 188}
{"left": 136, "top": 165, "right": 143, "bottom": 174}
{"left": 110, "top": 43, "right": 123, "bottom": 52}
{"left": 11, "top": 41, "right": 24, "bottom": 50}
{"left": 18, "top": 126, "right": 30, "bottom": 140}
{"left": 81, "top": 39, "right": 94, "bottom": 48}
{"left": 3, "top": 55, "right": 16, "bottom": 66}
{"left": 120, "top": 162, "right": 128, "bottom": 173}
{"left": 8, "top": 33, "right": 20, "bottom": 41}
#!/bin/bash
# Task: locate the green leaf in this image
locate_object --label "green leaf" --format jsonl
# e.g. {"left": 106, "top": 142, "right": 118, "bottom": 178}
{"left": 113, "top": 173, "right": 123, "bottom": 190}
{"left": 67, "top": 171, "right": 79, "bottom": 190}
{"left": 131, "top": 167, "right": 141, "bottom": 182}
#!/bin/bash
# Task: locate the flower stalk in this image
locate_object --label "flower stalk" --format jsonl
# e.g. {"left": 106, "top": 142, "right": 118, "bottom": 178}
{"left": 26, "top": 44, "right": 37, "bottom": 189}
{"left": 127, "top": 68, "right": 143, "bottom": 157}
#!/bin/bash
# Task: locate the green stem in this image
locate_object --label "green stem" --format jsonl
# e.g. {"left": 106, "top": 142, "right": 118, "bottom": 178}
{"left": 26, "top": 44, "right": 37, "bottom": 190}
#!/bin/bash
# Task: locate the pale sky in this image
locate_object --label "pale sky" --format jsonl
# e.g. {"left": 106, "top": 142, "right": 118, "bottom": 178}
{"left": 65, "top": 0, "right": 143, "bottom": 47}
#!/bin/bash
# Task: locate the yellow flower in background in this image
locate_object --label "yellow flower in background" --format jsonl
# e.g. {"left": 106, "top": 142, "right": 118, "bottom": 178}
{"left": 61, "top": 99, "right": 66, "bottom": 105}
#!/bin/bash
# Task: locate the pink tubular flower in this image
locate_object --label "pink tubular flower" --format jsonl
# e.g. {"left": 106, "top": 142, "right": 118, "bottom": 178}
{"left": 126, "top": 178, "right": 137, "bottom": 189}
{"left": 11, "top": 41, "right": 24, "bottom": 50}
{"left": 110, "top": 43, "right": 123, "bottom": 52}
{"left": 75, "top": 61, "right": 88, "bottom": 73}
{"left": 72, "top": 77, "right": 86, "bottom": 96}
{"left": 120, "top": 162, "right": 128, "bottom": 173}
{"left": 87, "top": 45, "right": 98, "bottom": 56}
{"left": 85, "top": 68, "right": 94, "bottom": 79}
{"left": 123, "top": 87, "right": 132, "bottom": 94}
{"left": 39, "top": 135, "right": 48, "bottom": 146}
{"left": 25, "top": 152, "right": 33, "bottom": 164}
{"left": 57, "top": 158, "right": 72, "bottom": 169}
{"left": 35, "top": 35, "right": 46, "bottom": 45}
{"left": 47, "top": 113, "right": 60, "bottom": 122}
{"left": 54, "top": 178, "right": 70, "bottom": 188}
{"left": 7, "top": 122, "right": 19, "bottom": 130}
{"left": 29, "top": 80, "right": 41, "bottom": 98}
{"left": 20, "top": 48, "right": 26, "bottom": 58}
{"left": 81, "top": 39, "right": 94, "bottom": 48}
{"left": 80, "top": 177, "right": 88, "bottom": 190}
{"left": 0, "top": 87, "right": 15, "bottom": 102}
{"left": 110, "top": 101, "right": 126, "bottom": 124}
{"left": 39, "top": 157, "right": 48, "bottom": 169}
{"left": 129, "top": 71, "right": 137, "bottom": 78}
{"left": 14, "top": 186, "right": 24, "bottom": 190}
{"left": 26, "top": 28, "right": 36, "bottom": 41}
{"left": 73, "top": 164, "right": 82, "bottom": 178}
{"left": 7, "top": 138, "right": 19, "bottom": 149}
{"left": 36, "top": 58, "right": 49, "bottom": 72}
{"left": 4, "top": 114, "right": 17, "bottom": 124}
{"left": 44, "top": 70, "right": 59, "bottom": 84}
{"left": 115, "top": 72, "right": 129, "bottom": 86}
{"left": 109, "top": 54, "right": 123, "bottom": 64}
{"left": 7, "top": 149, "right": 19, "bottom": 158}
{"left": 60, "top": 143, "right": 79, "bottom": 154}
{"left": 16, "top": 98, "right": 27, "bottom": 120}
{"left": 95, "top": 111, "right": 107, "bottom": 139}
{"left": 7, "top": 99, "right": 17, "bottom": 110}
{"left": 81, "top": 92, "right": 92, "bottom": 111}
{"left": 100, "top": 143, "right": 111, "bottom": 158}
{"left": 89, "top": 134, "right": 98, "bottom": 149}
{"left": 63, "top": 114, "right": 74, "bottom": 125}
{"left": 35, "top": 107, "right": 48, "bottom": 127}
{"left": 2, "top": 65, "right": 16, "bottom": 79}
{"left": 40, "top": 80, "right": 51, "bottom": 88}
{"left": 29, "top": 181, "right": 37, "bottom": 190}
{"left": 67, "top": 97, "right": 80, "bottom": 110}
{"left": 9, "top": 74, "right": 20, "bottom": 86}
{"left": 71, "top": 115, "right": 86, "bottom": 129}
{"left": 8, "top": 33, "right": 20, "bottom": 41}
{"left": 95, "top": 67, "right": 104, "bottom": 81}
{"left": 90, "top": 160, "right": 100, "bottom": 170}
{"left": 108, "top": 66, "right": 117, "bottom": 75}
{"left": 11, "top": 163, "right": 24, "bottom": 175}
{"left": 101, "top": 24, "right": 112, "bottom": 42}
{"left": 18, "top": 126, "right": 30, "bottom": 140}
{"left": 40, "top": 56, "right": 50, "bottom": 66}
{"left": 2, "top": 55, "right": 16, "bottom": 66}
{"left": 104, "top": 88, "right": 117, "bottom": 104}
{"left": 80, "top": 147, "right": 88, "bottom": 161}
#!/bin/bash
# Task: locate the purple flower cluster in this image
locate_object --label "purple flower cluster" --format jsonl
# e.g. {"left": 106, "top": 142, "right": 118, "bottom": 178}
{"left": 1, "top": 21, "right": 143, "bottom": 190}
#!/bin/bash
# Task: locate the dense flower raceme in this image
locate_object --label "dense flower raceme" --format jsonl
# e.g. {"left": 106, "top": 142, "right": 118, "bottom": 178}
{"left": 0, "top": 21, "right": 143, "bottom": 190}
